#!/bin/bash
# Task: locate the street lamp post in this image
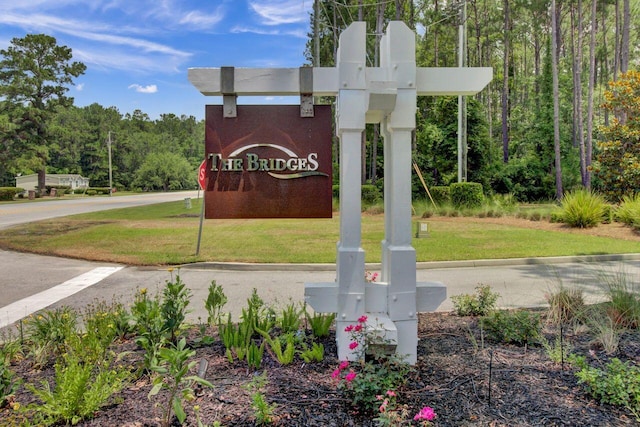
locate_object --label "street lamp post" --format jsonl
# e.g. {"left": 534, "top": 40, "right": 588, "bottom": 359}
{"left": 107, "top": 131, "right": 113, "bottom": 196}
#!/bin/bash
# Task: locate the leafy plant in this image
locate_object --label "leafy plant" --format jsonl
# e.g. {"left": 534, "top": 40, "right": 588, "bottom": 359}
{"left": 149, "top": 337, "right": 214, "bottom": 427}
{"left": 480, "top": 310, "right": 542, "bottom": 345}
{"left": 559, "top": 189, "right": 608, "bottom": 228}
{"left": 247, "top": 341, "right": 265, "bottom": 370}
{"left": 0, "top": 358, "right": 18, "bottom": 408}
{"left": 241, "top": 289, "right": 275, "bottom": 335}
{"left": 300, "top": 342, "right": 324, "bottom": 363}
{"left": 131, "top": 288, "right": 166, "bottom": 371}
{"left": 26, "top": 350, "right": 130, "bottom": 426}
{"left": 243, "top": 371, "right": 277, "bottom": 425}
{"left": 218, "top": 315, "right": 253, "bottom": 362}
{"left": 204, "top": 280, "right": 227, "bottom": 327}
{"left": 276, "top": 301, "right": 303, "bottom": 333}
{"left": 255, "top": 328, "right": 296, "bottom": 365}
{"left": 451, "top": 284, "right": 499, "bottom": 316}
{"left": 305, "top": 310, "right": 335, "bottom": 338}
{"left": 541, "top": 334, "right": 572, "bottom": 364}
{"left": 24, "top": 306, "right": 77, "bottom": 367}
{"left": 81, "top": 299, "right": 131, "bottom": 361}
{"left": 161, "top": 273, "right": 192, "bottom": 343}
{"left": 570, "top": 354, "right": 640, "bottom": 420}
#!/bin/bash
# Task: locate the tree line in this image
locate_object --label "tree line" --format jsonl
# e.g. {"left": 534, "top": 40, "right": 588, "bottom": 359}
{"left": 1, "top": 1, "right": 638, "bottom": 200}
{"left": 307, "top": 0, "right": 638, "bottom": 201}
{"left": 0, "top": 34, "right": 203, "bottom": 192}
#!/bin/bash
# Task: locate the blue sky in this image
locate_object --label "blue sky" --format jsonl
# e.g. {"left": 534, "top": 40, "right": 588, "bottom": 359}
{"left": 0, "top": 0, "right": 314, "bottom": 120}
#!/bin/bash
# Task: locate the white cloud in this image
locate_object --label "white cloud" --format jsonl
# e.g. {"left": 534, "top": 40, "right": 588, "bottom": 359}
{"left": 178, "top": 10, "right": 225, "bottom": 30}
{"left": 230, "top": 25, "right": 307, "bottom": 39}
{"left": 76, "top": 83, "right": 85, "bottom": 91}
{"left": 128, "top": 84, "right": 158, "bottom": 93}
{"left": 249, "top": 0, "right": 310, "bottom": 26}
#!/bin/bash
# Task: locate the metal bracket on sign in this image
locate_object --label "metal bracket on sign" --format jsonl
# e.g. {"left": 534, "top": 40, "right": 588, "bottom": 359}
{"left": 221, "top": 66, "right": 237, "bottom": 118}
{"left": 299, "top": 67, "right": 314, "bottom": 118}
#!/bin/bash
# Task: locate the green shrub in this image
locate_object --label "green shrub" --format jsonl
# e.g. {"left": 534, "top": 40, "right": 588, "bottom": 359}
{"left": 88, "top": 187, "right": 110, "bottom": 195}
{"left": 616, "top": 193, "right": 640, "bottom": 228}
{"left": 559, "top": 189, "right": 608, "bottom": 228}
{"left": 361, "top": 184, "right": 381, "bottom": 204}
{"left": 450, "top": 182, "right": 484, "bottom": 209}
{"left": 481, "top": 310, "right": 542, "bottom": 345}
{"left": 570, "top": 355, "right": 640, "bottom": 420}
{"left": 332, "top": 184, "right": 340, "bottom": 199}
{"left": 0, "top": 187, "right": 24, "bottom": 201}
{"left": 430, "top": 186, "right": 450, "bottom": 204}
{"left": 451, "top": 284, "right": 499, "bottom": 316}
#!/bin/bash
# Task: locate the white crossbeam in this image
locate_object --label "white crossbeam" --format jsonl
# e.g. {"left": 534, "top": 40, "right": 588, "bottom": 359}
{"left": 188, "top": 67, "right": 492, "bottom": 98}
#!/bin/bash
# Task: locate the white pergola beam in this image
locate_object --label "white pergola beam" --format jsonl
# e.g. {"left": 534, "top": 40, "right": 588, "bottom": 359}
{"left": 188, "top": 67, "right": 493, "bottom": 98}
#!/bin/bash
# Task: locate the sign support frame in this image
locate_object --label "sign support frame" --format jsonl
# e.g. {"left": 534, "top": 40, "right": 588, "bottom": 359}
{"left": 188, "top": 21, "right": 492, "bottom": 364}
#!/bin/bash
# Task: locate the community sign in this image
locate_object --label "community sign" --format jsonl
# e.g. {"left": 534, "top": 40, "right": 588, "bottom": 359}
{"left": 204, "top": 105, "right": 333, "bottom": 218}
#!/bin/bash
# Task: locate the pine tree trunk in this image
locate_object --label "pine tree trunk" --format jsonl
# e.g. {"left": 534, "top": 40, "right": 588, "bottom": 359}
{"left": 501, "top": 0, "right": 510, "bottom": 163}
{"left": 552, "top": 0, "right": 563, "bottom": 200}
{"left": 585, "top": 0, "right": 597, "bottom": 189}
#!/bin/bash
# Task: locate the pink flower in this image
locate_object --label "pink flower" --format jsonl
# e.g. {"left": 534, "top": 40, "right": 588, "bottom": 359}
{"left": 349, "top": 341, "right": 358, "bottom": 350}
{"left": 357, "top": 315, "right": 368, "bottom": 323}
{"left": 331, "top": 369, "right": 341, "bottom": 379}
{"left": 345, "top": 371, "right": 356, "bottom": 382}
{"left": 344, "top": 325, "right": 354, "bottom": 332}
{"left": 376, "top": 395, "right": 384, "bottom": 401}
{"left": 414, "top": 406, "right": 436, "bottom": 421}
{"left": 354, "top": 324, "right": 363, "bottom": 332}
{"left": 339, "top": 360, "right": 349, "bottom": 370}
{"left": 386, "top": 390, "right": 396, "bottom": 397}
{"left": 379, "top": 400, "right": 388, "bottom": 412}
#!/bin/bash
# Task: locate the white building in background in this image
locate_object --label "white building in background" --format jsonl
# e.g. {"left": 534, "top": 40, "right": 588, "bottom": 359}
{"left": 15, "top": 174, "right": 90, "bottom": 192}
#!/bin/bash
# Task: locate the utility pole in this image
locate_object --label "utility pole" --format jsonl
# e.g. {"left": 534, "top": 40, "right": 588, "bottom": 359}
{"left": 457, "top": 0, "right": 467, "bottom": 182}
{"left": 107, "top": 131, "right": 113, "bottom": 196}
{"left": 314, "top": 0, "right": 320, "bottom": 67}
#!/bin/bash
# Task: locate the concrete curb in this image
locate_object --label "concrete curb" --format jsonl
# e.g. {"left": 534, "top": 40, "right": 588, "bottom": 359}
{"left": 179, "top": 253, "right": 640, "bottom": 272}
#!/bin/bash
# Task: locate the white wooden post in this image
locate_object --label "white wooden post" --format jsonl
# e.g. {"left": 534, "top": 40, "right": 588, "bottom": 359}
{"left": 334, "top": 23, "right": 368, "bottom": 361}
{"left": 188, "top": 21, "right": 493, "bottom": 365}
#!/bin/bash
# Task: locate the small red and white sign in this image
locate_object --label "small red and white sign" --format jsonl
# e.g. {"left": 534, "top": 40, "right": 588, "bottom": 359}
{"left": 198, "top": 160, "right": 206, "bottom": 190}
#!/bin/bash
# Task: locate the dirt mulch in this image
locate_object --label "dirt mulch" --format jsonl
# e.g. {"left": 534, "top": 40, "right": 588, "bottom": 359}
{"left": 3, "top": 311, "right": 639, "bottom": 426}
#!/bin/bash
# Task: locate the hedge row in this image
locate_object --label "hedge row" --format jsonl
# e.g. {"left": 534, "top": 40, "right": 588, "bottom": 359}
{"left": 0, "top": 187, "right": 25, "bottom": 201}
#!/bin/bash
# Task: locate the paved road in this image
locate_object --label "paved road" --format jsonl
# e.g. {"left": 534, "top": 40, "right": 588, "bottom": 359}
{"left": 1, "top": 192, "right": 639, "bottom": 333}
{"left": 0, "top": 190, "right": 200, "bottom": 229}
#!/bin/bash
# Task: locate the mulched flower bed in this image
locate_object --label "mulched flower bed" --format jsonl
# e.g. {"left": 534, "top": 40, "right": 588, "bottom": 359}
{"left": 3, "top": 311, "right": 638, "bottom": 426}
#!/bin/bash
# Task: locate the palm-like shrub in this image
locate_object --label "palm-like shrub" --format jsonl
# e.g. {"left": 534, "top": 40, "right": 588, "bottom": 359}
{"left": 559, "top": 189, "right": 608, "bottom": 228}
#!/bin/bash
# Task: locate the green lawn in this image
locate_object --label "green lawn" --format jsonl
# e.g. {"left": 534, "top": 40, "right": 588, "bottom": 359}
{"left": 0, "top": 198, "right": 637, "bottom": 265}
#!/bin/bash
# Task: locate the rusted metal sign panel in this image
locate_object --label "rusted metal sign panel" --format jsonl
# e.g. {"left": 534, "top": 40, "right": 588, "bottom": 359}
{"left": 204, "top": 105, "right": 333, "bottom": 218}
